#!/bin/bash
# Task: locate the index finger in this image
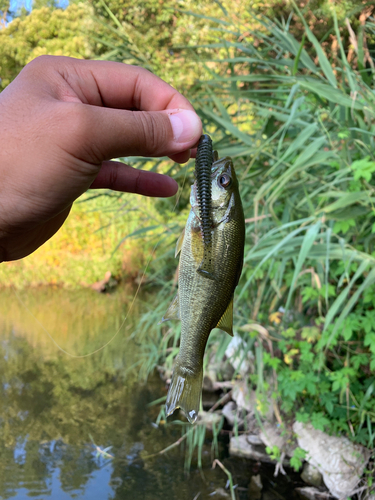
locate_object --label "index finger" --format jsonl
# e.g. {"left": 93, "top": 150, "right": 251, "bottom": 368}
{"left": 40, "top": 57, "right": 195, "bottom": 112}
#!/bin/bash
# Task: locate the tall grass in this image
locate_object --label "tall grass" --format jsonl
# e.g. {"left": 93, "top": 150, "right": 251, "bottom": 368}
{"left": 96, "top": 4, "right": 375, "bottom": 446}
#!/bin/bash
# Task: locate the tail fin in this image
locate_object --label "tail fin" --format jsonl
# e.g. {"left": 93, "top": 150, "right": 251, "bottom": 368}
{"left": 165, "top": 363, "right": 203, "bottom": 424}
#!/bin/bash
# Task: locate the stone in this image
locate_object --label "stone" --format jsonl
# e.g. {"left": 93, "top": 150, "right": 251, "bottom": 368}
{"left": 248, "top": 474, "right": 262, "bottom": 499}
{"left": 247, "top": 434, "right": 263, "bottom": 446}
{"left": 210, "top": 487, "right": 231, "bottom": 498}
{"left": 222, "top": 401, "right": 237, "bottom": 426}
{"left": 295, "top": 487, "right": 331, "bottom": 500}
{"left": 259, "top": 421, "right": 296, "bottom": 457}
{"left": 301, "top": 463, "right": 323, "bottom": 487}
{"left": 232, "top": 381, "right": 256, "bottom": 414}
{"left": 196, "top": 410, "right": 222, "bottom": 431}
{"left": 202, "top": 375, "right": 215, "bottom": 392}
{"left": 293, "top": 422, "right": 371, "bottom": 499}
{"left": 225, "top": 335, "right": 254, "bottom": 376}
{"left": 229, "top": 434, "right": 273, "bottom": 463}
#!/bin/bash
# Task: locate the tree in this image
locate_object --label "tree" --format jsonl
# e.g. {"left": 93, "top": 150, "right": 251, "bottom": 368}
{"left": 0, "top": 2, "right": 95, "bottom": 89}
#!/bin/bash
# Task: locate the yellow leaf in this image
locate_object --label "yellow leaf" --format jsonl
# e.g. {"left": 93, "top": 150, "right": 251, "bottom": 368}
{"left": 269, "top": 311, "right": 283, "bottom": 324}
{"left": 284, "top": 349, "right": 299, "bottom": 365}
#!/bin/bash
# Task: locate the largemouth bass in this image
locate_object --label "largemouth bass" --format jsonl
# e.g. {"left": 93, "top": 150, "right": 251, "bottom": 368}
{"left": 161, "top": 135, "right": 245, "bottom": 424}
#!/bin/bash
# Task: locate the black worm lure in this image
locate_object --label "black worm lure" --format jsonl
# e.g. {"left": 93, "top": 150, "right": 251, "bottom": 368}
{"left": 195, "top": 134, "right": 216, "bottom": 280}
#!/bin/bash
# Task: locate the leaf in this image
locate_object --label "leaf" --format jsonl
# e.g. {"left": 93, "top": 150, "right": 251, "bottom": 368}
{"left": 324, "top": 259, "right": 371, "bottom": 332}
{"left": 292, "top": 33, "right": 306, "bottom": 76}
{"left": 201, "top": 106, "right": 253, "bottom": 146}
{"left": 292, "top": 0, "right": 337, "bottom": 88}
{"left": 285, "top": 221, "right": 322, "bottom": 311}
{"left": 240, "top": 219, "right": 315, "bottom": 299}
{"left": 322, "top": 192, "right": 369, "bottom": 213}
{"left": 325, "top": 267, "right": 375, "bottom": 350}
{"left": 296, "top": 79, "right": 363, "bottom": 109}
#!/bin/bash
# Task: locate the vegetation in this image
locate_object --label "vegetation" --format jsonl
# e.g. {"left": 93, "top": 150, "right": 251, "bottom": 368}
{"left": 129, "top": 1, "right": 375, "bottom": 452}
{"left": 1, "top": 0, "right": 375, "bottom": 489}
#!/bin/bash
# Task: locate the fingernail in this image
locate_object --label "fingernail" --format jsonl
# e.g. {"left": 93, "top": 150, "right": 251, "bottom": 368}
{"left": 168, "top": 109, "right": 202, "bottom": 144}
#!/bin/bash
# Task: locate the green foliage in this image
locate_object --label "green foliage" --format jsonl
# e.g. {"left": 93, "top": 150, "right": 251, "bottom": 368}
{"left": 290, "top": 447, "right": 307, "bottom": 472}
{"left": 130, "top": 3, "right": 375, "bottom": 448}
{"left": 265, "top": 444, "right": 281, "bottom": 462}
{"left": 0, "top": 188, "right": 173, "bottom": 287}
{"left": 0, "top": 3, "right": 94, "bottom": 88}
{"left": 2, "top": 0, "right": 375, "bottom": 455}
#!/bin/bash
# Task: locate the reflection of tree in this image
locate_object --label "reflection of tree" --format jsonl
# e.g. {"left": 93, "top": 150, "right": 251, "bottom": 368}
{"left": 0, "top": 288, "right": 228, "bottom": 499}
{"left": 0, "top": 288, "right": 149, "bottom": 496}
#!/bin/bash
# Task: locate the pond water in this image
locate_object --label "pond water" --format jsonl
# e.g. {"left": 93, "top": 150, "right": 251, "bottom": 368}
{"left": 0, "top": 286, "right": 298, "bottom": 500}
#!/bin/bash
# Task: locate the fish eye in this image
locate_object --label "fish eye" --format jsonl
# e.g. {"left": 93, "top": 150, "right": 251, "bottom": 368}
{"left": 218, "top": 174, "right": 231, "bottom": 188}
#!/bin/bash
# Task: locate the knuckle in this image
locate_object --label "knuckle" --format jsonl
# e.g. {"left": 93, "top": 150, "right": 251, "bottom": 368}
{"left": 57, "top": 103, "right": 103, "bottom": 164}
{"left": 135, "top": 111, "right": 168, "bottom": 155}
{"left": 24, "top": 55, "right": 54, "bottom": 72}
{"left": 108, "top": 164, "right": 119, "bottom": 190}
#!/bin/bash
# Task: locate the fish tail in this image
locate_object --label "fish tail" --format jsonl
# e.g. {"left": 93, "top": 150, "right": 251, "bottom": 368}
{"left": 165, "top": 361, "right": 203, "bottom": 424}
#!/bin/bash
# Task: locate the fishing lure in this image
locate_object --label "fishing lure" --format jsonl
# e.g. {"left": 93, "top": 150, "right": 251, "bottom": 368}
{"left": 195, "top": 134, "right": 217, "bottom": 280}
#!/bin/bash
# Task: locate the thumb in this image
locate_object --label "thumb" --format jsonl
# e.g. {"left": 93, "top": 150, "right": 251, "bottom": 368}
{"left": 68, "top": 105, "right": 202, "bottom": 163}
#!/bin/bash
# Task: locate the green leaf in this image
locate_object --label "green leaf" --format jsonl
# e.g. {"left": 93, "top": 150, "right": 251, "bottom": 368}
{"left": 324, "top": 259, "right": 371, "bottom": 332}
{"left": 326, "top": 267, "right": 375, "bottom": 350}
{"left": 292, "top": 33, "right": 306, "bottom": 76}
{"left": 285, "top": 221, "right": 322, "bottom": 311}
{"left": 292, "top": 0, "right": 337, "bottom": 88}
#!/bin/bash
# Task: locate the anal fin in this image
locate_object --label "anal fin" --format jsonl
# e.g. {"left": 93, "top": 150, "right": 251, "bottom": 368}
{"left": 216, "top": 297, "right": 234, "bottom": 336}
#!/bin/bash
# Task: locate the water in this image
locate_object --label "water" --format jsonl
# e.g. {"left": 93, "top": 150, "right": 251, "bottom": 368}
{"left": 0, "top": 287, "right": 298, "bottom": 500}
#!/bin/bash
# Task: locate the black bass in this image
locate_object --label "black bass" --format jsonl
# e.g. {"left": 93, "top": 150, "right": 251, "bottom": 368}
{"left": 161, "top": 135, "right": 245, "bottom": 424}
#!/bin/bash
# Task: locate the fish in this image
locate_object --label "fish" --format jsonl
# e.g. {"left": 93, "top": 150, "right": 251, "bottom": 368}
{"left": 160, "top": 134, "right": 245, "bottom": 424}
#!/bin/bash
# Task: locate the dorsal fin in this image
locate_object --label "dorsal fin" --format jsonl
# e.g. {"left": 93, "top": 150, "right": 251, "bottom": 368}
{"left": 175, "top": 228, "right": 185, "bottom": 257}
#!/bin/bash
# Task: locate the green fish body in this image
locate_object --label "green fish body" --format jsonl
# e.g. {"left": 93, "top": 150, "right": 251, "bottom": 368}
{"left": 161, "top": 150, "right": 245, "bottom": 423}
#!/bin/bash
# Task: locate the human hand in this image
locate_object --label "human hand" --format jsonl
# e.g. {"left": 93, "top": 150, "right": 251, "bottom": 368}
{"left": 0, "top": 55, "right": 202, "bottom": 262}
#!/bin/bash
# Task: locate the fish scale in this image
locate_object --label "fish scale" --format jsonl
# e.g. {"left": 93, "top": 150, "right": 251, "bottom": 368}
{"left": 161, "top": 137, "right": 245, "bottom": 423}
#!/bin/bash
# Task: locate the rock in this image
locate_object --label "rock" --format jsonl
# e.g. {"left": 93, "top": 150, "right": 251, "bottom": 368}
{"left": 210, "top": 487, "right": 231, "bottom": 498}
{"left": 232, "top": 381, "right": 256, "bottom": 414}
{"left": 247, "top": 434, "right": 263, "bottom": 446}
{"left": 259, "top": 421, "right": 296, "bottom": 457}
{"left": 222, "top": 401, "right": 237, "bottom": 426}
{"left": 301, "top": 463, "right": 323, "bottom": 487}
{"left": 229, "top": 435, "right": 273, "bottom": 462}
{"left": 293, "top": 422, "right": 371, "bottom": 499}
{"left": 196, "top": 410, "right": 223, "bottom": 431}
{"left": 263, "top": 492, "right": 281, "bottom": 500}
{"left": 202, "top": 375, "right": 215, "bottom": 392}
{"left": 248, "top": 474, "right": 262, "bottom": 499}
{"left": 225, "top": 336, "right": 254, "bottom": 376}
{"left": 295, "top": 486, "right": 331, "bottom": 500}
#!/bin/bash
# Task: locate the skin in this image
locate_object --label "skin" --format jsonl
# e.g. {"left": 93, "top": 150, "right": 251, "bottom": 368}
{"left": 0, "top": 55, "right": 202, "bottom": 262}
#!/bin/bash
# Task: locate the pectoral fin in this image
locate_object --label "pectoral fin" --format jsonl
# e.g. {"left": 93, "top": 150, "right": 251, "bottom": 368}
{"left": 216, "top": 297, "right": 234, "bottom": 336}
{"left": 159, "top": 293, "right": 180, "bottom": 323}
{"left": 175, "top": 228, "right": 185, "bottom": 257}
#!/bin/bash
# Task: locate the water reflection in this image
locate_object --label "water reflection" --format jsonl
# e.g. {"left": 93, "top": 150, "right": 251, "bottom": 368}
{"left": 0, "top": 287, "right": 233, "bottom": 500}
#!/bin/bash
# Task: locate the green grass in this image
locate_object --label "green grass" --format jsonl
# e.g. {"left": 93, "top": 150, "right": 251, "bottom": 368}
{"left": 3, "top": 0, "right": 375, "bottom": 459}
{"left": 128, "top": 6, "right": 375, "bottom": 449}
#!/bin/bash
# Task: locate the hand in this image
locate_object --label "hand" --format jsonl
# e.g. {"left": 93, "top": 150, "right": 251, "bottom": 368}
{"left": 0, "top": 55, "right": 202, "bottom": 261}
